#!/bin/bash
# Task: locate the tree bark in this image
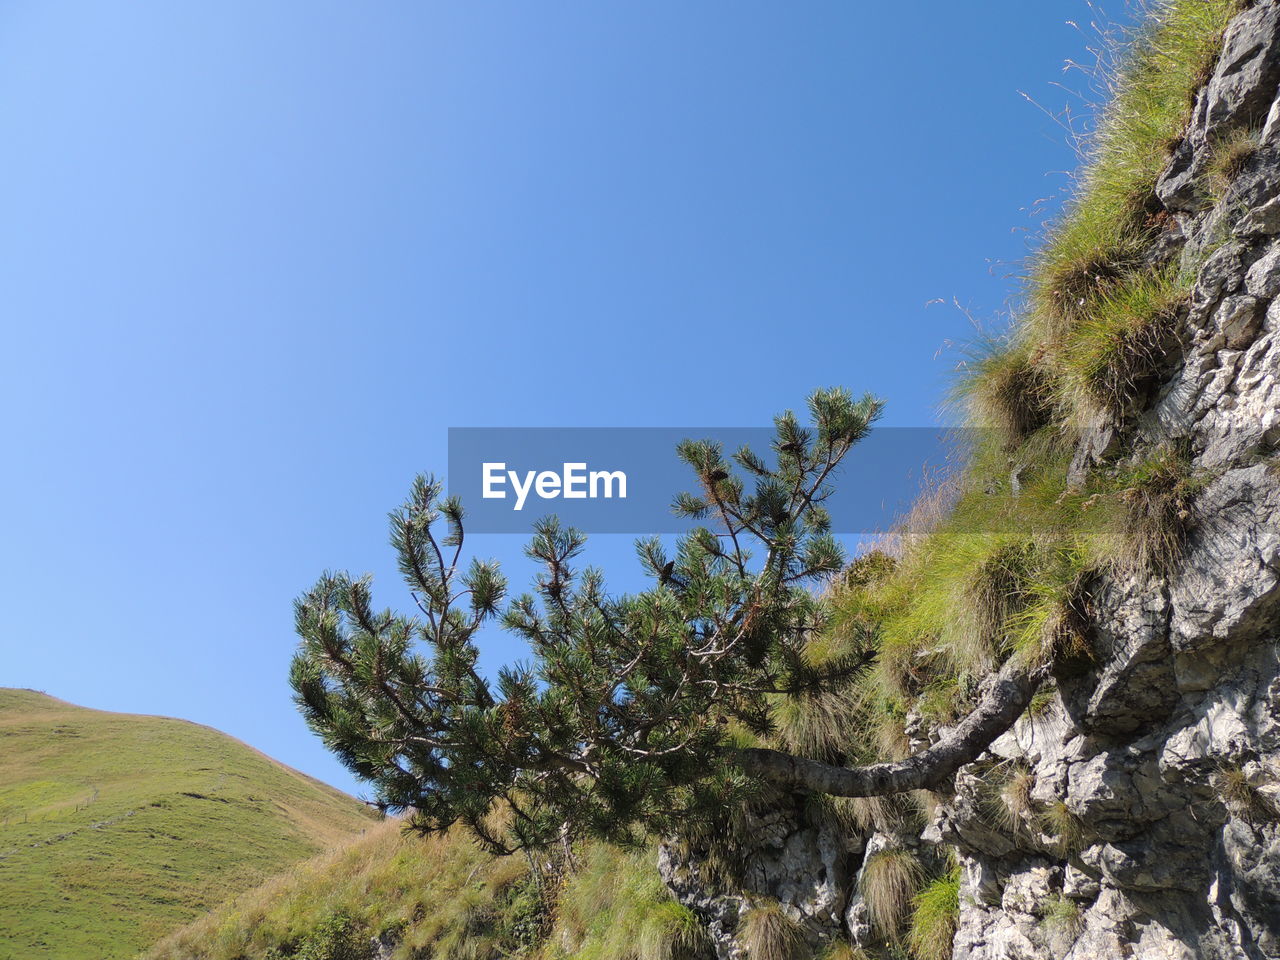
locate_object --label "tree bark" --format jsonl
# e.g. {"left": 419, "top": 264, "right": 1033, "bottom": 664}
{"left": 731, "top": 658, "right": 1047, "bottom": 797}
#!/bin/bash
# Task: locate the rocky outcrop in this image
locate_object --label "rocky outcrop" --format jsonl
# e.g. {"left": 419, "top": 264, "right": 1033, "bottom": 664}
{"left": 657, "top": 795, "right": 859, "bottom": 960}
{"left": 663, "top": 4, "right": 1280, "bottom": 957}
{"left": 932, "top": 5, "right": 1280, "bottom": 955}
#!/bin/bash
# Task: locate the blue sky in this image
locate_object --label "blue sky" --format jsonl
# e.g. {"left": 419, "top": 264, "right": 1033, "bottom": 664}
{"left": 1, "top": 2, "right": 1121, "bottom": 797}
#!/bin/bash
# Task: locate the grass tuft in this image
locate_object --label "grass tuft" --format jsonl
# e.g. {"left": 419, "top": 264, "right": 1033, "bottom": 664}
{"left": 638, "top": 900, "right": 712, "bottom": 960}
{"left": 1214, "top": 763, "right": 1280, "bottom": 824}
{"left": 859, "top": 847, "right": 924, "bottom": 941}
{"left": 907, "top": 870, "right": 961, "bottom": 960}
{"left": 1038, "top": 894, "right": 1082, "bottom": 939}
{"left": 1039, "top": 801, "right": 1087, "bottom": 856}
{"left": 1053, "top": 265, "right": 1189, "bottom": 422}
{"left": 1205, "top": 125, "right": 1260, "bottom": 199}
{"left": 999, "top": 765, "right": 1037, "bottom": 834}
{"left": 1115, "top": 444, "right": 1206, "bottom": 572}
{"left": 954, "top": 340, "right": 1057, "bottom": 448}
{"left": 738, "top": 901, "right": 807, "bottom": 960}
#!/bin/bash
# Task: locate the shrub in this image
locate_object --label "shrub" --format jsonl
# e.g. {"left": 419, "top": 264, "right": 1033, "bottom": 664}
{"left": 266, "top": 914, "right": 372, "bottom": 960}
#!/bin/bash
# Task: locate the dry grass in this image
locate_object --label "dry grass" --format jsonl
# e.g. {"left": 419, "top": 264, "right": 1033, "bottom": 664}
{"left": 997, "top": 765, "right": 1037, "bottom": 834}
{"left": 1214, "top": 763, "right": 1280, "bottom": 824}
{"left": 819, "top": 791, "right": 909, "bottom": 837}
{"left": 770, "top": 686, "right": 865, "bottom": 763}
{"left": 1205, "top": 125, "right": 1260, "bottom": 199}
{"left": 737, "top": 901, "right": 807, "bottom": 960}
{"left": 816, "top": 943, "right": 873, "bottom": 960}
{"left": 859, "top": 847, "right": 924, "bottom": 941}
{"left": 954, "top": 340, "right": 1056, "bottom": 448}
{"left": 1039, "top": 801, "right": 1087, "bottom": 857}
{"left": 1114, "top": 444, "right": 1205, "bottom": 572}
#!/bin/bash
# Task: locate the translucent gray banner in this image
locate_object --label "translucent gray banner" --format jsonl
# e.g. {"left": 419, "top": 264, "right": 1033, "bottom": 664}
{"left": 447, "top": 427, "right": 979, "bottom": 534}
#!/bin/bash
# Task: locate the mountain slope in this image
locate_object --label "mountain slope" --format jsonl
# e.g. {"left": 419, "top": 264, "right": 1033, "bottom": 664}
{"left": 145, "top": 816, "right": 701, "bottom": 960}
{"left": 0, "top": 688, "right": 378, "bottom": 960}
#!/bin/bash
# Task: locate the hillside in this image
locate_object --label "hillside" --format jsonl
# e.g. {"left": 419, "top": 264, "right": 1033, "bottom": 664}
{"left": 0, "top": 688, "right": 378, "bottom": 960}
{"left": 145, "top": 818, "right": 701, "bottom": 960}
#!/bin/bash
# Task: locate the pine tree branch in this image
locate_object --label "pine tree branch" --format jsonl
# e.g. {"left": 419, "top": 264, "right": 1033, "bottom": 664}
{"left": 729, "top": 658, "right": 1049, "bottom": 797}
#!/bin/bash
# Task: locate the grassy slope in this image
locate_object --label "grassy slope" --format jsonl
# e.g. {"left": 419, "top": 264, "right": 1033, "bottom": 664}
{"left": 0, "top": 688, "right": 379, "bottom": 960}
{"left": 145, "top": 819, "right": 699, "bottom": 960}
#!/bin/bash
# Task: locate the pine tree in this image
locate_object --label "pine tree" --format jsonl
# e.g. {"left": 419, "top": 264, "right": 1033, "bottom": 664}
{"left": 290, "top": 388, "right": 1044, "bottom": 853}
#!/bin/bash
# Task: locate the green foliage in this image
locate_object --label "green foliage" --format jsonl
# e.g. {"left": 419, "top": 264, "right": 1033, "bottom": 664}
{"left": 907, "top": 870, "right": 961, "bottom": 960}
{"left": 267, "top": 915, "right": 373, "bottom": 960}
{"left": 0, "top": 688, "right": 376, "bottom": 960}
{"left": 290, "top": 389, "right": 885, "bottom": 853}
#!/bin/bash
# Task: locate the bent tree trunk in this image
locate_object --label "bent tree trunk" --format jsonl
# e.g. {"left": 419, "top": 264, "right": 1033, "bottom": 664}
{"left": 730, "top": 659, "right": 1047, "bottom": 797}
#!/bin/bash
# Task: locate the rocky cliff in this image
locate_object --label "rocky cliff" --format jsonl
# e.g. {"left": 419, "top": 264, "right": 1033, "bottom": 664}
{"left": 660, "top": 4, "right": 1280, "bottom": 959}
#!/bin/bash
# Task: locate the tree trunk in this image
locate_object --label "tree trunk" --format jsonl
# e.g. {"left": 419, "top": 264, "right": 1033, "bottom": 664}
{"left": 731, "top": 658, "right": 1047, "bottom": 797}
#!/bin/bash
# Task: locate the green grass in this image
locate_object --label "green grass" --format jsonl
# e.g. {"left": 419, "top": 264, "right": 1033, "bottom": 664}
{"left": 907, "top": 870, "right": 960, "bottom": 960}
{"left": 1038, "top": 894, "right": 1081, "bottom": 940}
{"left": 1054, "top": 263, "right": 1190, "bottom": 420}
{"left": 1205, "top": 125, "right": 1260, "bottom": 200}
{"left": 146, "top": 822, "right": 703, "bottom": 960}
{"left": 1029, "top": 0, "right": 1241, "bottom": 339}
{"left": 959, "top": 0, "right": 1245, "bottom": 438}
{"left": 0, "top": 688, "right": 378, "bottom": 960}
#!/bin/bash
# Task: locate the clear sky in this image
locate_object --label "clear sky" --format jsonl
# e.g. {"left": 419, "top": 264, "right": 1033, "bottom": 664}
{"left": 1, "top": 2, "right": 1124, "bottom": 797}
